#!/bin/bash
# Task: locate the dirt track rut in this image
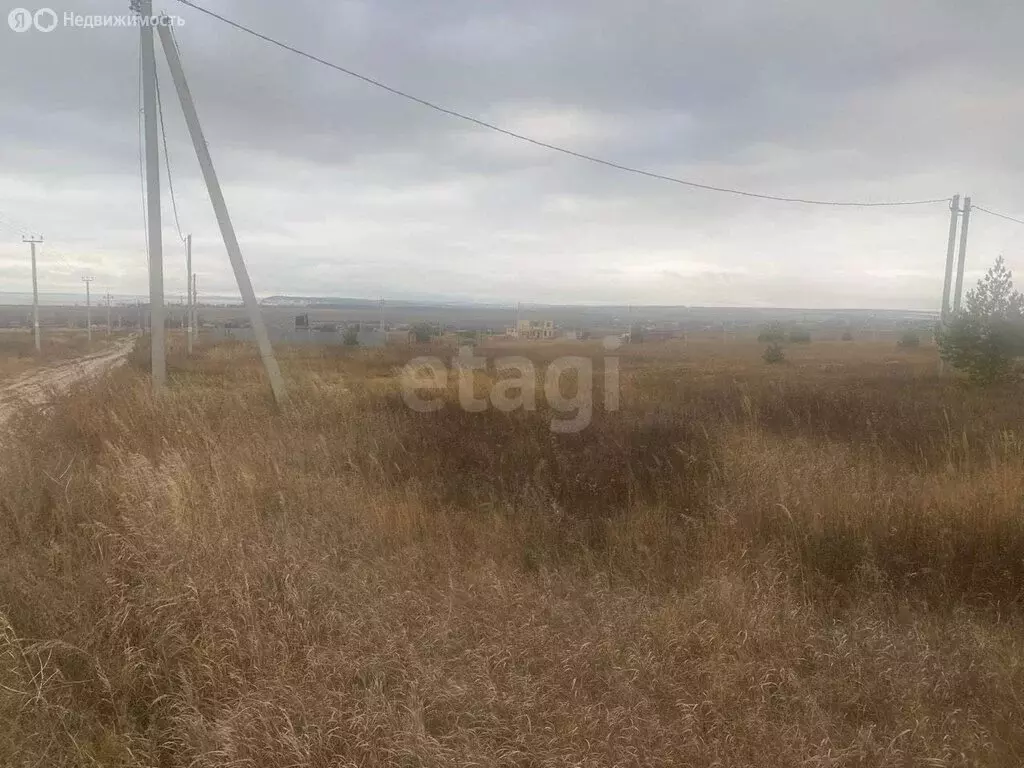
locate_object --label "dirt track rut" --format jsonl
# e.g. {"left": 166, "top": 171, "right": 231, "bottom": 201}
{"left": 0, "top": 336, "right": 136, "bottom": 429}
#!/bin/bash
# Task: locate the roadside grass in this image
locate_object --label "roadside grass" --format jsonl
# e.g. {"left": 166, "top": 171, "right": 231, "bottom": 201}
{"left": 0, "top": 329, "right": 124, "bottom": 381}
{"left": 0, "top": 336, "right": 1022, "bottom": 766}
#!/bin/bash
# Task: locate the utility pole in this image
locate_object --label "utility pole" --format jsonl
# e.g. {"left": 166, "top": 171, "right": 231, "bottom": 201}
{"left": 105, "top": 290, "right": 112, "bottom": 337}
{"left": 22, "top": 235, "right": 43, "bottom": 353}
{"left": 191, "top": 273, "right": 197, "bottom": 343}
{"left": 82, "top": 276, "right": 94, "bottom": 342}
{"left": 157, "top": 21, "right": 286, "bottom": 402}
{"left": 185, "top": 233, "right": 193, "bottom": 355}
{"left": 940, "top": 195, "right": 961, "bottom": 322}
{"left": 938, "top": 194, "right": 961, "bottom": 376}
{"left": 140, "top": 0, "right": 166, "bottom": 389}
{"left": 952, "top": 196, "right": 972, "bottom": 314}
{"left": 379, "top": 296, "right": 384, "bottom": 331}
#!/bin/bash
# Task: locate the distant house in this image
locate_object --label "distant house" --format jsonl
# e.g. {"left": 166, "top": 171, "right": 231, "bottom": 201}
{"left": 385, "top": 330, "right": 414, "bottom": 345}
{"left": 506, "top": 319, "right": 556, "bottom": 340}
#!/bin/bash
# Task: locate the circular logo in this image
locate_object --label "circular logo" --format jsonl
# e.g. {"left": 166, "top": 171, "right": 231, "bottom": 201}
{"left": 7, "top": 7, "right": 33, "bottom": 32}
{"left": 33, "top": 7, "right": 58, "bottom": 32}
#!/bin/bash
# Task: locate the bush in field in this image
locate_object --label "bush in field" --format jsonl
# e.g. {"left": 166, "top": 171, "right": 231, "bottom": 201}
{"left": 757, "top": 323, "right": 786, "bottom": 342}
{"left": 411, "top": 322, "right": 435, "bottom": 343}
{"left": 788, "top": 329, "right": 812, "bottom": 343}
{"left": 763, "top": 342, "right": 786, "bottom": 364}
{"left": 342, "top": 325, "right": 360, "bottom": 346}
{"left": 841, "top": 331, "right": 854, "bottom": 341}
{"left": 940, "top": 256, "right": 1024, "bottom": 384}
{"left": 897, "top": 330, "right": 921, "bottom": 349}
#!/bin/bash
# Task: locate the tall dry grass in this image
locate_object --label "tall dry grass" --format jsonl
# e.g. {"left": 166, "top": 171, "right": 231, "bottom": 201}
{"left": 0, "top": 329, "right": 120, "bottom": 381}
{"left": 0, "top": 335, "right": 1022, "bottom": 766}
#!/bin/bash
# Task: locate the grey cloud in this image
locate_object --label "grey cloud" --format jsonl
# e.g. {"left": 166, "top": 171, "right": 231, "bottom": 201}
{"left": 0, "top": 0, "right": 1022, "bottom": 306}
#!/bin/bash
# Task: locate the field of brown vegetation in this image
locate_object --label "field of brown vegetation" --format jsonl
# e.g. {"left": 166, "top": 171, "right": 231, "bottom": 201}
{"left": 1, "top": 334, "right": 1022, "bottom": 766}
{"left": 0, "top": 329, "right": 110, "bottom": 381}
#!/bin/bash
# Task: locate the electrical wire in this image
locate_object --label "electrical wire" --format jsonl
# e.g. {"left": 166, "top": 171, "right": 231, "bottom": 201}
{"left": 155, "top": 65, "right": 188, "bottom": 242}
{"left": 0, "top": 213, "right": 29, "bottom": 238}
{"left": 972, "top": 204, "right": 1024, "bottom": 227}
{"left": 173, "top": 0, "right": 949, "bottom": 209}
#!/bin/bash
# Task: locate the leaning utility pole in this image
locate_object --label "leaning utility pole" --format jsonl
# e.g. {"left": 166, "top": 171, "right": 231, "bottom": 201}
{"left": 940, "top": 195, "right": 960, "bottom": 322}
{"left": 938, "top": 194, "right": 961, "bottom": 376}
{"left": 156, "top": 20, "right": 286, "bottom": 402}
{"left": 952, "top": 196, "right": 972, "bottom": 314}
{"left": 139, "top": 0, "right": 166, "bottom": 389}
{"left": 82, "top": 276, "right": 94, "bottom": 342}
{"left": 22, "top": 235, "right": 43, "bottom": 353}
{"left": 185, "top": 233, "right": 193, "bottom": 355}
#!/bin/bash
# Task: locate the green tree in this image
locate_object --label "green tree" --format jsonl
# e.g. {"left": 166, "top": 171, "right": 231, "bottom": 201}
{"left": 939, "top": 256, "right": 1024, "bottom": 383}
{"left": 342, "top": 324, "right": 360, "bottom": 347}
{"left": 411, "top": 322, "right": 435, "bottom": 344}
{"left": 763, "top": 343, "right": 786, "bottom": 364}
{"left": 757, "top": 323, "right": 786, "bottom": 342}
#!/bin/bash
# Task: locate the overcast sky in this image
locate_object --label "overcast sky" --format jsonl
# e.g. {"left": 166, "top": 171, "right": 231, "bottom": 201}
{"left": 0, "top": 0, "right": 1022, "bottom": 308}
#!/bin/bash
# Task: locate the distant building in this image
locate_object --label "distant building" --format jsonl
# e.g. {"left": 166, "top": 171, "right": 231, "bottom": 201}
{"left": 385, "top": 329, "right": 414, "bottom": 345}
{"left": 506, "top": 319, "right": 556, "bottom": 339}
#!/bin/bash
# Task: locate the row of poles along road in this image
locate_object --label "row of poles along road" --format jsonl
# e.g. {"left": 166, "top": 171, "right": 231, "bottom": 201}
{"left": 18, "top": 232, "right": 198, "bottom": 355}
{"left": 15, "top": 0, "right": 285, "bottom": 403}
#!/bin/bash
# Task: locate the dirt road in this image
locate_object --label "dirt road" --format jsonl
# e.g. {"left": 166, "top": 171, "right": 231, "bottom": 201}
{"left": 0, "top": 336, "right": 136, "bottom": 428}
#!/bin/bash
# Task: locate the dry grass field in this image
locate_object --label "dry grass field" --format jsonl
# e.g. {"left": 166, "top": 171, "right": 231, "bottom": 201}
{"left": 1, "top": 333, "right": 1022, "bottom": 766}
{"left": 0, "top": 330, "right": 112, "bottom": 381}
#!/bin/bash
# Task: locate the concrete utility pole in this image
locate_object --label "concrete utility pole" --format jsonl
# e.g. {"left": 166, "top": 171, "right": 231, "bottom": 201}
{"left": 140, "top": 0, "right": 166, "bottom": 389}
{"left": 105, "top": 290, "right": 112, "bottom": 336}
{"left": 938, "top": 194, "right": 961, "bottom": 376}
{"left": 157, "top": 21, "right": 286, "bottom": 402}
{"left": 22, "top": 235, "right": 43, "bottom": 353}
{"left": 82, "top": 276, "right": 94, "bottom": 342}
{"left": 952, "top": 196, "right": 972, "bottom": 314}
{"left": 941, "top": 195, "right": 961, "bottom": 322}
{"left": 185, "top": 233, "right": 193, "bottom": 355}
{"left": 191, "top": 273, "right": 197, "bottom": 343}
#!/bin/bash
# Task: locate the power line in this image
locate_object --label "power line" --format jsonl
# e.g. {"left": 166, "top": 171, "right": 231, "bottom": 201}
{"left": 972, "top": 204, "right": 1024, "bottom": 227}
{"left": 155, "top": 64, "right": 187, "bottom": 242}
{"left": 0, "top": 214, "right": 28, "bottom": 238}
{"left": 173, "top": 0, "right": 949, "bottom": 209}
